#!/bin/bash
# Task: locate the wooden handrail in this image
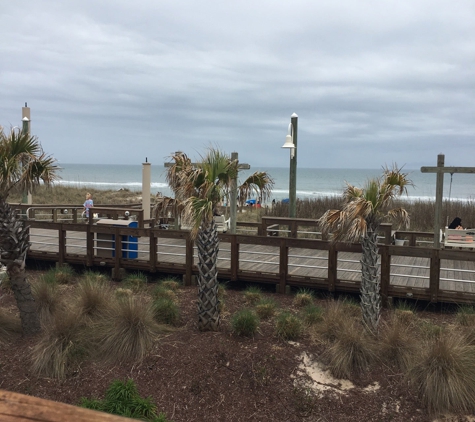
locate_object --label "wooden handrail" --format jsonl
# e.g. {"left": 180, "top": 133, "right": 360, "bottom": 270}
{"left": 0, "top": 389, "right": 133, "bottom": 422}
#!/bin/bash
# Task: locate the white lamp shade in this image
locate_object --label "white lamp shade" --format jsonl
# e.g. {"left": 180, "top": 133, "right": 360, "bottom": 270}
{"left": 282, "top": 134, "right": 295, "bottom": 149}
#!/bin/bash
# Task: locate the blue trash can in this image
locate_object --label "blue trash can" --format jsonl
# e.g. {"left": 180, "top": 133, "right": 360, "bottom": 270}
{"left": 96, "top": 219, "right": 138, "bottom": 259}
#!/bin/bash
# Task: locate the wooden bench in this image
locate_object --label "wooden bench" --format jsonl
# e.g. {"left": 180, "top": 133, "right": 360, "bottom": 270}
{"left": 442, "top": 228, "right": 475, "bottom": 249}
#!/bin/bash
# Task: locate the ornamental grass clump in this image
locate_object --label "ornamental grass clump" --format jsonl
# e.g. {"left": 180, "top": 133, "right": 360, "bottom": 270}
{"left": 161, "top": 278, "right": 181, "bottom": 291}
{"left": 43, "top": 264, "right": 75, "bottom": 284}
{"left": 324, "top": 319, "right": 376, "bottom": 379}
{"left": 456, "top": 305, "right": 475, "bottom": 326}
{"left": 378, "top": 313, "right": 417, "bottom": 371}
{"left": 408, "top": 331, "right": 475, "bottom": 415}
{"left": 301, "top": 303, "right": 323, "bottom": 326}
{"left": 32, "top": 278, "right": 62, "bottom": 319}
{"left": 0, "top": 309, "right": 21, "bottom": 344}
{"left": 83, "top": 270, "right": 109, "bottom": 284}
{"left": 293, "top": 289, "right": 314, "bottom": 307}
{"left": 318, "top": 300, "right": 351, "bottom": 342}
{"left": 243, "top": 286, "right": 262, "bottom": 305}
{"left": 123, "top": 271, "right": 148, "bottom": 292}
{"left": 30, "top": 306, "right": 85, "bottom": 379}
{"left": 74, "top": 276, "right": 112, "bottom": 320}
{"left": 231, "top": 308, "right": 259, "bottom": 337}
{"left": 92, "top": 296, "right": 162, "bottom": 363}
{"left": 275, "top": 311, "right": 303, "bottom": 341}
{"left": 255, "top": 297, "right": 277, "bottom": 320}
{"left": 152, "top": 285, "right": 177, "bottom": 302}
{"left": 153, "top": 298, "right": 180, "bottom": 326}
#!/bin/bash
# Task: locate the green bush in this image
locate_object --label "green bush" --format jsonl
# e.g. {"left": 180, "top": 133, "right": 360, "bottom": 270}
{"left": 293, "top": 289, "right": 314, "bottom": 307}
{"left": 30, "top": 306, "right": 85, "bottom": 379}
{"left": 255, "top": 298, "right": 277, "bottom": 320}
{"left": 275, "top": 311, "right": 303, "bottom": 341}
{"left": 123, "top": 271, "right": 148, "bottom": 292}
{"left": 408, "top": 331, "right": 475, "bottom": 414}
{"left": 301, "top": 304, "right": 323, "bottom": 326}
{"left": 231, "top": 309, "right": 259, "bottom": 337}
{"left": 153, "top": 298, "right": 180, "bottom": 326}
{"left": 243, "top": 286, "right": 262, "bottom": 305}
{"left": 161, "top": 278, "right": 181, "bottom": 291}
{"left": 80, "top": 379, "right": 170, "bottom": 421}
{"left": 42, "top": 265, "right": 75, "bottom": 284}
{"left": 92, "top": 296, "right": 163, "bottom": 363}
{"left": 152, "top": 285, "right": 177, "bottom": 302}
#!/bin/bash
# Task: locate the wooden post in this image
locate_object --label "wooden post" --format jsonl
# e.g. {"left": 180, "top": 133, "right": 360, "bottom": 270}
{"left": 290, "top": 220, "right": 297, "bottom": 238}
{"left": 149, "top": 231, "right": 157, "bottom": 272}
{"left": 328, "top": 244, "right": 337, "bottom": 293}
{"left": 279, "top": 238, "right": 288, "bottom": 293}
{"left": 86, "top": 224, "right": 93, "bottom": 266}
{"left": 230, "top": 235, "right": 239, "bottom": 281}
{"left": 184, "top": 235, "right": 194, "bottom": 286}
{"left": 113, "top": 227, "right": 121, "bottom": 280}
{"left": 380, "top": 245, "right": 390, "bottom": 307}
{"left": 58, "top": 226, "right": 65, "bottom": 266}
{"left": 429, "top": 248, "right": 440, "bottom": 303}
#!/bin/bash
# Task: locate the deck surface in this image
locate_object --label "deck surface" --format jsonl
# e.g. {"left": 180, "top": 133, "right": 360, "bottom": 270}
{"left": 28, "top": 228, "right": 475, "bottom": 294}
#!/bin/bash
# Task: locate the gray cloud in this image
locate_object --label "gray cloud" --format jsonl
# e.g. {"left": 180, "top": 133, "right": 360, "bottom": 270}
{"left": 1, "top": 0, "right": 474, "bottom": 169}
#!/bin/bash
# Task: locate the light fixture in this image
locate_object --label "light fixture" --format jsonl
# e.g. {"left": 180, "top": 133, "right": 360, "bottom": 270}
{"left": 282, "top": 123, "right": 295, "bottom": 159}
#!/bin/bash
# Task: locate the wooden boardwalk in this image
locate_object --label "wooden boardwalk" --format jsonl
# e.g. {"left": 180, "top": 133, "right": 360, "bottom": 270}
{"left": 28, "top": 227, "right": 475, "bottom": 301}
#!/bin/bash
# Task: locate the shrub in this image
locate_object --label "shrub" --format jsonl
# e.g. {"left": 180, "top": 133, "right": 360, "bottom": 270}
{"left": 231, "top": 309, "right": 259, "bottom": 337}
{"left": 416, "top": 319, "right": 443, "bottom": 339}
{"left": 341, "top": 297, "right": 361, "bottom": 317}
{"left": 408, "top": 331, "right": 475, "bottom": 414}
{"left": 83, "top": 270, "right": 109, "bottom": 284}
{"left": 456, "top": 305, "right": 475, "bottom": 326}
{"left": 318, "top": 300, "right": 351, "bottom": 342}
{"left": 123, "top": 272, "right": 148, "bottom": 292}
{"left": 80, "top": 379, "right": 170, "bottom": 421}
{"left": 75, "top": 277, "right": 112, "bottom": 320}
{"left": 161, "top": 278, "right": 180, "bottom": 291}
{"left": 378, "top": 313, "right": 417, "bottom": 371}
{"left": 42, "top": 265, "right": 75, "bottom": 284}
{"left": 275, "top": 311, "right": 303, "bottom": 341}
{"left": 293, "top": 289, "right": 314, "bottom": 307}
{"left": 243, "top": 286, "right": 262, "bottom": 305}
{"left": 30, "top": 306, "right": 85, "bottom": 379}
{"left": 153, "top": 298, "right": 180, "bottom": 326}
{"left": 32, "top": 278, "right": 62, "bottom": 318}
{"left": 255, "top": 298, "right": 277, "bottom": 320}
{"left": 324, "top": 320, "right": 376, "bottom": 379}
{"left": 115, "top": 288, "right": 134, "bottom": 299}
{"left": 301, "top": 304, "right": 323, "bottom": 326}
{"left": 91, "top": 296, "right": 162, "bottom": 363}
{"left": 0, "top": 309, "right": 21, "bottom": 344}
{"left": 152, "top": 285, "right": 177, "bottom": 302}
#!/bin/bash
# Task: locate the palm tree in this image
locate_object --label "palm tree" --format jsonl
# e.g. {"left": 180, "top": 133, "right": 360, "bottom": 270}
{"left": 318, "top": 165, "right": 411, "bottom": 332}
{"left": 166, "top": 148, "right": 273, "bottom": 331}
{"left": 0, "top": 126, "right": 59, "bottom": 335}
{"left": 237, "top": 171, "right": 274, "bottom": 210}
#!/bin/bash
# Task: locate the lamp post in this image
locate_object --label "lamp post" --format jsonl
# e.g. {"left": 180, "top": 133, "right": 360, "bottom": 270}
{"left": 282, "top": 113, "right": 298, "bottom": 218}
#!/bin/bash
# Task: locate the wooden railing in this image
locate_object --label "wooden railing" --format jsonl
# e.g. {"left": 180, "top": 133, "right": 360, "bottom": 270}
{"left": 0, "top": 389, "right": 131, "bottom": 421}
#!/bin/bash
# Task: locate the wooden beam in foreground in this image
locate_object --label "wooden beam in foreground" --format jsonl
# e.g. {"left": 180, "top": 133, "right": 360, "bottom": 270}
{"left": 0, "top": 389, "right": 132, "bottom": 422}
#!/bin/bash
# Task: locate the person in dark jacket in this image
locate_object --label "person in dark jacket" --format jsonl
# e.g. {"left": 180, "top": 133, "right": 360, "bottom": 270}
{"left": 448, "top": 217, "right": 463, "bottom": 230}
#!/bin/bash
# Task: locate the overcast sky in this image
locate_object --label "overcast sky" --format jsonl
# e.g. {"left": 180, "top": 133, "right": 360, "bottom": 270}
{"left": 1, "top": 0, "right": 474, "bottom": 169}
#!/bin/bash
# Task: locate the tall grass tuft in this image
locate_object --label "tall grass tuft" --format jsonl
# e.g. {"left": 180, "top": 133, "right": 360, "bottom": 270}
{"left": 161, "top": 278, "right": 181, "bottom": 291}
{"left": 32, "top": 278, "right": 62, "bottom": 318}
{"left": 0, "top": 309, "right": 21, "bottom": 343}
{"left": 275, "top": 311, "right": 303, "bottom": 341}
{"left": 152, "top": 298, "right": 180, "bottom": 326}
{"left": 301, "top": 304, "right": 323, "bottom": 326}
{"left": 456, "top": 305, "right": 475, "bottom": 326}
{"left": 408, "top": 331, "right": 475, "bottom": 414}
{"left": 255, "top": 297, "right": 277, "bottom": 320}
{"left": 92, "top": 296, "right": 163, "bottom": 363}
{"left": 123, "top": 272, "right": 148, "bottom": 292}
{"left": 318, "top": 300, "right": 351, "bottom": 342}
{"left": 324, "top": 319, "right": 376, "bottom": 379}
{"left": 293, "top": 289, "right": 314, "bottom": 307}
{"left": 152, "top": 285, "right": 177, "bottom": 302}
{"left": 75, "top": 276, "right": 112, "bottom": 320}
{"left": 378, "top": 313, "right": 417, "bottom": 371}
{"left": 231, "top": 309, "right": 259, "bottom": 337}
{"left": 30, "top": 306, "right": 85, "bottom": 379}
{"left": 42, "top": 265, "right": 75, "bottom": 284}
{"left": 243, "top": 286, "right": 262, "bottom": 305}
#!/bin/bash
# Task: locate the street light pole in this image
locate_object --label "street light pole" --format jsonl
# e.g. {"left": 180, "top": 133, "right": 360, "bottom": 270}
{"left": 282, "top": 113, "right": 298, "bottom": 218}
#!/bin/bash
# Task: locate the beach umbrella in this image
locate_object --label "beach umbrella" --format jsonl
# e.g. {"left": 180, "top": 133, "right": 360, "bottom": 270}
{"left": 246, "top": 199, "right": 256, "bottom": 205}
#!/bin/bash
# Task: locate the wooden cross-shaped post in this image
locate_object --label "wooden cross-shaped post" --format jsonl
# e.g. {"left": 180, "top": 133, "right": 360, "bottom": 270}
{"left": 164, "top": 152, "right": 250, "bottom": 234}
{"left": 421, "top": 154, "right": 475, "bottom": 248}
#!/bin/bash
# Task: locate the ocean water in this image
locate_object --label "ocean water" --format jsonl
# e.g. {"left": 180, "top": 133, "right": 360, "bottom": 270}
{"left": 56, "top": 163, "right": 475, "bottom": 204}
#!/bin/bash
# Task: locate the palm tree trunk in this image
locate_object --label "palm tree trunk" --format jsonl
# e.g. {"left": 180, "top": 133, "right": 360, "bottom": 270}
{"left": 0, "top": 199, "right": 41, "bottom": 335}
{"left": 8, "top": 262, "right": 41, "bottom": 335}
{"left": 196, "top": 220, "right": 220, "bottom": 331}
{"left": 360, "top": 230, "right": 381, "bottom": 332}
